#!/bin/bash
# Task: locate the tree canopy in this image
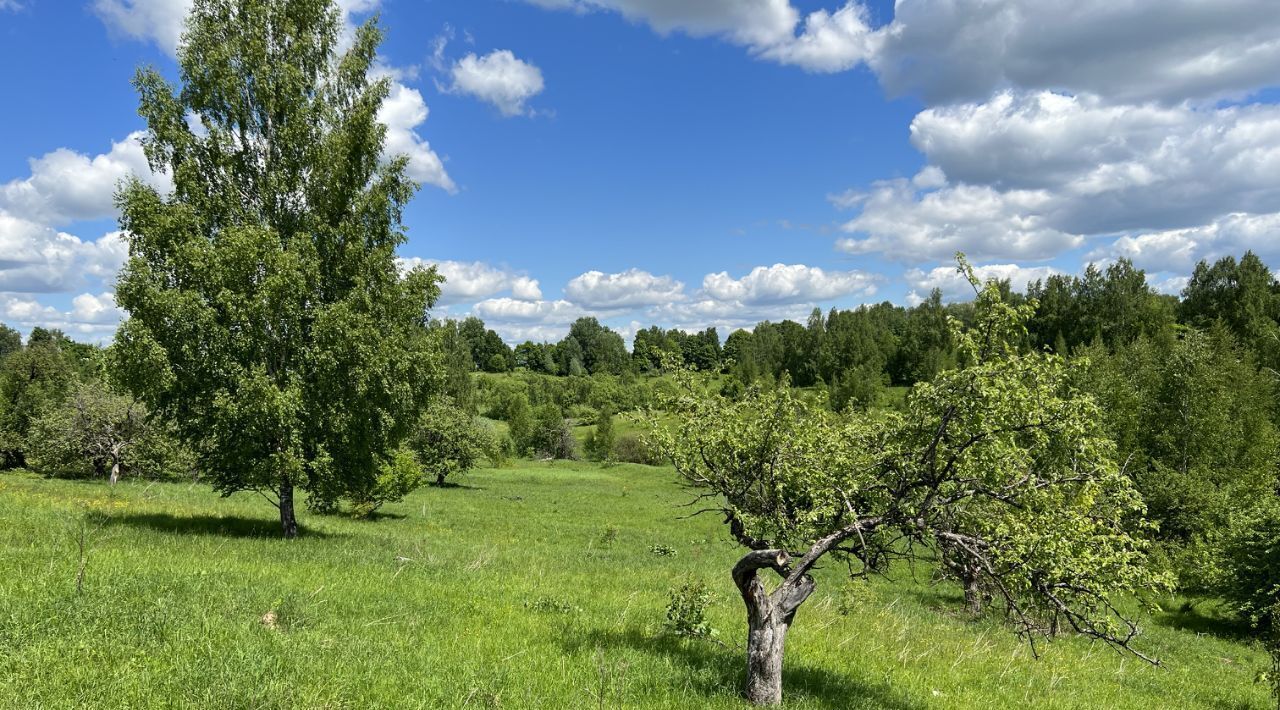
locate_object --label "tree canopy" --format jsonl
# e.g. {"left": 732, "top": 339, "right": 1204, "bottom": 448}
{"left": 651, "top": 260, "right": 1165, "bottom": 704}
{"left": 110, "top": 0, "right": 441, "bottom": 537}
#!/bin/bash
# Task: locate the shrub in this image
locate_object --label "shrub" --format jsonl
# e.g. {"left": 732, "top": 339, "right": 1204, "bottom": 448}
{"left": 596, "top": 525, "right": 620, "bottom": 547}
{"left": 584, "top": 407, "right": 616, "bottom": 462}
{"left": 410, "top": 399, "right": 493, "bottom": 486}
{"left": 532, "top": 404, "right": 577, "bottom": 460}
{"left": 1218, "top": 502, "right": 1280, "bottom": 626}
{"left": 665, "top": 580, "right": 717, "bottom": 639}
{"left": 506, "top": 392, "right": 534, "bottom": 456}
{"left": 613, "top": 433, "right": 662, "bottom": 466}
{"left": 27, "top": 382, "right": 192, "bottom": 482}
{"left": 346, "top": 446, "right": 425, "bottom": 518}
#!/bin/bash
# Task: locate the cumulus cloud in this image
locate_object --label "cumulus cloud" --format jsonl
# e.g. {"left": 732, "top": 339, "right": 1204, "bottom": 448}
{"left": 398, "top": 257, "right": 540, "bottom": 305}
{"left": 873, "top": 0, "right": 1280, "bottom": 105}
{"left": 525, "top": 0, "right": 801, "bottom": 47}
{"left": 904, "top": 262, "right": 1061, "bottom": 304}
{"left": 94, "top": 0, "right": 381, "bottom": 56}
{"left": 564, "top": 268, "right": 684, "bottom": 308}
{"left": 1091, "top": 212, "right": 1280, "bottom": 274}
{"left": 646, "top": 298, "right": 817, "bottom": 335}
{"left": 0, "top": 132, "right": 168, "bottom": 226}
{"left": 526, "top": 1, "right": 1280, "bottom": 102}
{"left": 511, "top": 276, "right": 543, "bottom": 301}
{"left": 0, "top": 291, "right": 124, "bottom": 342}
{"left": 473, "top": 296, "right": 586, "bottom": 324}
{"left": 443, "top": 50, "right": 545, "bottom": 117}
{"left": 468, "top": 262, "right": 878, "bottom": 344}
{"left": 702, "top": 263, "right": 878, "bottom": 305}
{"left": 837, "top": 178, "right": 1080, "bottom": 262}
{"left": 93, "top": 0, "right": 454, "bottom": 193}
{"left": 628, "top": 263, "right": 881, "bottom": 335}
{"left": 526, "top": 0, "right": 878, "bottom": 74}
{"left": 377, "top": 84, "right": 456, "bottom": 192}
{"left": 839, "top": 92, "right": 1280, "bottom": 263}
{"left": 910, "top": 92, "right": 1280, "bottom": 234}
{"left": 754, "top": 3, "right": 879, "bottom": 73}
{"left": 0, "top": 213, "right": 128, "bottom": 293}
{"left": 93, "top": 0, "right": 190, "bottom": 54}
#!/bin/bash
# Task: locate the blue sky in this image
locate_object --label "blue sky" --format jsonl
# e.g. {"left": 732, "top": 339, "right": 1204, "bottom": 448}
{"left": 3, "top": 1, "right": 1280, "bottom": 344}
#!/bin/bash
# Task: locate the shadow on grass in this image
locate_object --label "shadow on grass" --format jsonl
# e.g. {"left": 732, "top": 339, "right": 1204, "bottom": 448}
{"left": 354, "top": 510, "right": 408, "bottom": 521}
{"left": 1154, "top": 603, "right": 1255, "bottom": 642}
{"left": 105, "top": 512, "right": 332, "bottom": 539}
{"left": 428, "top": 481, "right": 485, "bottom": 491}
{"left": 564, "top": 627, "right": 921, "bottom": 709}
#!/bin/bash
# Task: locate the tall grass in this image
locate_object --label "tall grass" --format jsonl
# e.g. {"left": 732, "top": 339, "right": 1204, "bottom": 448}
{"left": 0, "top": 465, "right": 1268, "bottom": 708}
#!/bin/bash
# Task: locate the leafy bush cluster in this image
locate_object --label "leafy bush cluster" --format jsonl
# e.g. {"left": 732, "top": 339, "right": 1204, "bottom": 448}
{"left": 0, "top": 327, "right": 192, "bottom": 483}
{"left": 665, "top": 580, "right": 717, "bottom": 639}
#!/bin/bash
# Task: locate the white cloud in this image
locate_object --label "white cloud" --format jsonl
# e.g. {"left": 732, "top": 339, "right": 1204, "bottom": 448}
{"left": 1151, "top": 275, "right": 1190, "bottom": 296}
{"left": 93, "top": 0, "right": 454, "bottom": 194}
{"left": 511, "top": 276, "right": 543, "bottom": 301}
{"left": 873, "top": 0, "right": 1280, "bottom": 105}
{"left": 0, "top": 291, "right": 123, "bottom": 342}
{"left": 702, "top": 263, "right": 878, "bottom": 305}
{"left": 1092, "top": 212, "right": 1280, "bottom": 274}
{"left": 646, "top": 298, "right": 816, "bottom": 334}
{"left": 525, "top": 0, "right": 802, "bottom": 47}
{"left": 472, "top": 297, "right": 587, "bottom": 326}
{"left": 627, "top": 263, "right": 881, "bottom": 334}
{"left": 837, "top": 178, "right": 1080, "bottom": 262}
{"left": 70, "top": 292, "right": 124, "bottom": 324}
{"left": 910, "top": 92, "right": 1280, "bottom": 234}
{"left": 527, "top": 1, "right": 1280, "bottom": 102}
{"left": 377, "top": 84, "right": 456, "bottom": 193}
{"left": 93, "top": 0, "right": 190, "bottom": 54}
{"left": 754, "top": 3, "right": 879, "bottom": 73}
{"left": 564, "top": 268, "right": 684, "bottom": 308}
{"left": 94, "top": 0, "right": 382, "bottom": 56}
{"left": 0, "top": 213, "right": 128, "bottom": 293}
{"left": 443, "top": 50, "right": 545, "bottom": 117}
{"left": 398, "top": 257, "right": 539, "bottom": 305}
{"left": 904, "top": 262, "right": 1061, "bottom": 304}
{"left": 526, "top": 0, "right": 878, "bottom": 74}
{"left": 467, "top": 262, "right": 879, "bottom": 344}
{"left": 0, "top": 132, "right": 168, "bottom": 226}
{"left": 481, "top": 323, "right": 576, "bottom": 344}
{"left": 838, "top": 92, "right": 1280, "bottom": 263}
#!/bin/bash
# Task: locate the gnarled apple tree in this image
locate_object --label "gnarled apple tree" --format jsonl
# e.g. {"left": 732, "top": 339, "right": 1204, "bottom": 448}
{"left": 650, "top": 260, "right": 1166, "bottom": 705}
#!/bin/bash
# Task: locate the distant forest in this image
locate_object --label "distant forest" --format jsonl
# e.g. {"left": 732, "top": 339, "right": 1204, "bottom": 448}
{"left": 442, "top": 252, "right": 1280, "bottom": 401}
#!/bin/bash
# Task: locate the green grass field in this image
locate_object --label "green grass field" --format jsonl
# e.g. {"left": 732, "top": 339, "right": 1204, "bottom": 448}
{"left": 0, "top": 464, "right": 1269, "bottom": 708}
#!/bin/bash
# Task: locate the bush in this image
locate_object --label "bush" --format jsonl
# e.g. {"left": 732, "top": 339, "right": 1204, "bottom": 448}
{"left": 664, "top": 580, "right": 717, "bottom": 639}
{"left": 486, "top": 353, "right": 509, "bottom": 373}
{"left": 613, "top": 433, "right": 662, "bottom": 466}
{"left": 26, "top": 382, "right": 193, "bottom": 482}
{"left": 1218, "top": 502, "right": 1280, "bottom": 626}
{"left": 506, "top": 392, "right": 534, "bottom": 456}
{"left": 584, "top": 407, "right": 615, "bottom": 462}
{"left": 346, "top": 446, "right": 424, "bottom": 518}
{"left": 566, "top": 403, "right": 597, "bottom": 424}
{"left": 531, "top": 403, "right": 577, "bottom": 460}
{"left": 410, "top": 398, "right": 493, "bottom": 486}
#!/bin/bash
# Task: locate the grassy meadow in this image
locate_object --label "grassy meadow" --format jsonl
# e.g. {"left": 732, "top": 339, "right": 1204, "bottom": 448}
{"left": 0, "top": 463, "right": 1270, "bottom": 709}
